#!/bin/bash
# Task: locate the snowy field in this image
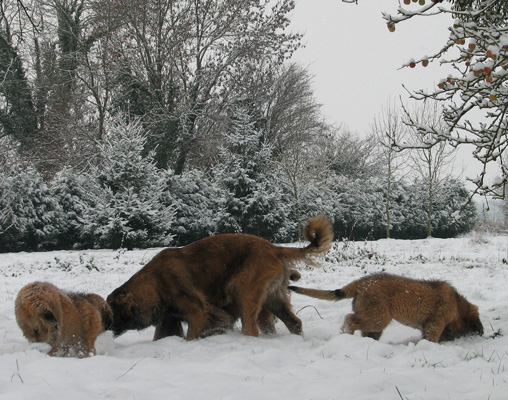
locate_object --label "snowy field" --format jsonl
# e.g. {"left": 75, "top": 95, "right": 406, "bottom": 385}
{"left": 1, "top": 234, "right": 507, "bottom": 400}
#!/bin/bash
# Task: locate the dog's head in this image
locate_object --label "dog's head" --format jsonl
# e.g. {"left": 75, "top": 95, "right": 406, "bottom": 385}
{"left": 106, "top": 287, "right": 150, "bottom": 337}
{"left": 19, "top": 309, "right": 59, "bottom": 345}
{"left": 440, "top": 301, "right": 483, "bottom": 341}
{"left": 461, "top": 303, "right": 484, "bottom": 336}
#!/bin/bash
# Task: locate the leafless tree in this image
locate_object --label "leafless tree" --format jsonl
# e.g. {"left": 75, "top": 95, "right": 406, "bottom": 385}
{"left": 371, "top": 98, "right": 410, "bottom": 238}
{"left": 344, "top": 0, "right": 508, "bottom": 199}
{"left": 402, "top": 101, "right": 457, "bottom": 237}
{"left": 109, "top": 0, "right": 301, "bottom": 173}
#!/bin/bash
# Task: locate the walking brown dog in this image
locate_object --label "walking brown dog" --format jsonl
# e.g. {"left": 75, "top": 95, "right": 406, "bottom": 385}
{"left": 15, "top": 282, "right": 113, "bottom": 357}
{"left": 107, "top": 214, "right": 333, "bottom": 340}
{"left": 289, "top": 273, "right": 483, "bottom": 342}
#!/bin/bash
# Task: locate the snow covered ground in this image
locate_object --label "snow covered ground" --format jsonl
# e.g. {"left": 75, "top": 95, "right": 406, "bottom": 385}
{"left": 1, "top": 234, "right": 507, "bottom": 400}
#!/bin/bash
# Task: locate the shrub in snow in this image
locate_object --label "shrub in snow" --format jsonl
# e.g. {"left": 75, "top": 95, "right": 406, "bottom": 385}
{"left": 80, "top": 118, "right": 174, "bottom": 249}
{"left": 390, "top": 179, "right": 477, "bottom": 239}
{"left": 0, "top": 166, "right": 63, "bottom": 252}
{"left": 326, "top": 177, "right": 476, "bottom": 241}
{"left": 296, "top": 178, "right": 338, "bottom": 237}
{"left": 49, "top": 167, "right": 92, "bottom": 249}
{"left": 331, "top": 177, "right": 387, "bottom": 241}
{"left": 392, "top": 183, "right": 428, "bottom": 239}
{"left": 212, "top": 107, "right": 294, "bottom": 242}
{"left": 430, "top": 179, "right": 478, "bottom": 238}
{"left": 163, "top": 168, "right": 224, "bottom": 245}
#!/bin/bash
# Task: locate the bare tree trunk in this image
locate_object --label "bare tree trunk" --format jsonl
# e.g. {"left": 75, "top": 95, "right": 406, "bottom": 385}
{"left": 427, "top": 160, "right": 433, "bottom": 238}
{"left": 386, "top": 157, "right": 392, "bottom": 239}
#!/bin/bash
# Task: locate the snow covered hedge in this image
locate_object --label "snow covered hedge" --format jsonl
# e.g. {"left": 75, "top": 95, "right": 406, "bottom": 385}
{"left": 0, "top": 119, "right": 478, "bottom": 252}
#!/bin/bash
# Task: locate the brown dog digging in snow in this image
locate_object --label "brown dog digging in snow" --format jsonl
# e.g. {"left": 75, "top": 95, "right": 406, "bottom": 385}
{"left": 289, "top": 273, "right": 483, "bottom": 342}
{"left": 15, "top": 282, "right": 113, "bottom": 357}
{"left": 107, "top": 214, "right": 333, "bottom": 340}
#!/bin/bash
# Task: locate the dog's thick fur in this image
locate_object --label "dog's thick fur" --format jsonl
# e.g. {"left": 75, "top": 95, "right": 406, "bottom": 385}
{"left": 289, "top": 273, "right": 483, "bottom": 342}
{"left": 15, "top": 282, "right": 113, "bottom": 357}
{"left": 107, "top": 215, "right": 333, "bottom": 340}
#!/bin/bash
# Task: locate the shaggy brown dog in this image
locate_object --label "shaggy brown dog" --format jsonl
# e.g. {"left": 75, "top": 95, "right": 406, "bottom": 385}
{"left": 289, "top": 273, "right": 483, "bottom": 342}
{"left": 107, "top": 215, "right": 333, "bottom": 340}
{"left": 15, "top": 282, "right": 113, "bottom": 357}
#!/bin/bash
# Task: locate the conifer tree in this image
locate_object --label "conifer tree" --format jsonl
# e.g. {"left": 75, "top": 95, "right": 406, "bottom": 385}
{"left": 81, "top": 118, "right": 174, "bottom": 249}
{"left": 213, "top": 107, "right": 293, "bottom": 242}
{"left": 0, "top": 165, "right": 62, "bottom": 252}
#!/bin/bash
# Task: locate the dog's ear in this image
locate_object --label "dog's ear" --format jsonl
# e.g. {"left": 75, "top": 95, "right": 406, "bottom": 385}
{"left": 41, "top": 310, "right": 56, "bottom": 323}
{"left": 107, "top": 289, "right": 144, "bottom": 336}
{"left": 121, "top": 292, "right": 138, "bottom": 315}
{"left": 110, "top": 290, "right": 139, "bottom": 317}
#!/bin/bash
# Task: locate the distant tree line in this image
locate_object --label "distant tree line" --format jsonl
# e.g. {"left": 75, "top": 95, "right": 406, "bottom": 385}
{"left": 0, "top": 0, "right": 478, "bottom": 252}
{"left": 0, "top": 116, "right": 477, "bottom": 252}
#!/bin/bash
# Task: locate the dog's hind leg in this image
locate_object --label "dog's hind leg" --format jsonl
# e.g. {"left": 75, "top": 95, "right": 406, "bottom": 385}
{"left": 265, "top": 297, "right": 302, "bottom": 335}
{"left": 257, "top": 307, "right": 276, "bottom": 334}
{"left": 231, "top": 271, "right": 271, "bottom": 336}
{"left": 341, "top": 313, "right": 359, "bottom": 335}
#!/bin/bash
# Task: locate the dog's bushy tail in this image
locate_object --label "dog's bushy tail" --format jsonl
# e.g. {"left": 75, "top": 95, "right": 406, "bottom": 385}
{"left": 288, "top": 286, "right": 347, "bottom": 301}
{"left": 278, "top": 215, "right": 333, "bottom": 268}
{"left": 301, "top": 214, "right": 333, "bottom": 255}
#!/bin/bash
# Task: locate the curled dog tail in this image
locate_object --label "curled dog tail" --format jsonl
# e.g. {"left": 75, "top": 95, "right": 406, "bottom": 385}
{"left": 278, "top": 215, "right": 333, "bottom": 268}
{"left": 288, "top": 286, "right": 348, "bottom": 301}
{"left": 301, "top": 214, "right": 333, "bottom": 255}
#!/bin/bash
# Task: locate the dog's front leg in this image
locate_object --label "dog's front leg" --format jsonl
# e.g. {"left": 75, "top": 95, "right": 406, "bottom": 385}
{"left": 153, "top": 316, "right": 184, "bottom": 340}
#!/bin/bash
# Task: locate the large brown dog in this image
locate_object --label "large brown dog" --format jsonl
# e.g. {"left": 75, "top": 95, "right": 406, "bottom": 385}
{"left": 15, "top": 282, "right": 113, "bottom": 357}
{"left": 289, "top": 273, "right": 483, "bottom": 342}
{"left": 107, "top": 215, "right": 333, "bottom": 340}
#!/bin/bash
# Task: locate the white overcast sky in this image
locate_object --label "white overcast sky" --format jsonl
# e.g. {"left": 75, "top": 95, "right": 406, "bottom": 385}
{"left": 290, "top": 0, "right": 453, "bottom": 135}
{"left": 289, "top": 0, "right": 494, "bottom": 185}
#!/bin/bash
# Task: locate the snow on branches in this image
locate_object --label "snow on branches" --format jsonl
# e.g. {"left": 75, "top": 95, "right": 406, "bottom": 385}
{"left": 347, "top": 0, "right": 508, "bottom": 199}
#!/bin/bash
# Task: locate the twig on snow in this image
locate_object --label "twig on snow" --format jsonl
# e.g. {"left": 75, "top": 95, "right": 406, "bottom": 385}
{"left": 296, "top": 305, "right": 324, "bottom": 319}
{"left": 115, "top": 357, "right": 146, "bottom": 380}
